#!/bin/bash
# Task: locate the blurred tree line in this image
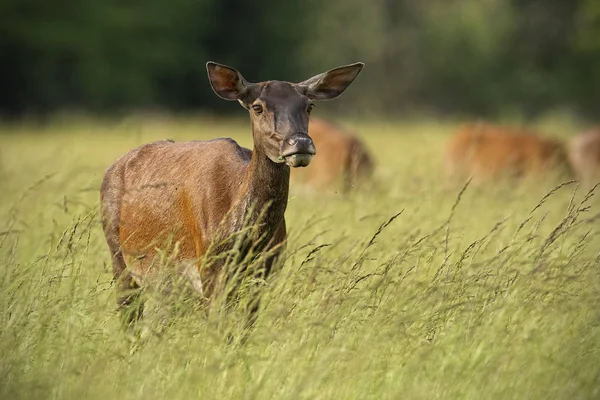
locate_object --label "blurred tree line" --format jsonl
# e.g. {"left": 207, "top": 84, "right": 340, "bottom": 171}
{"left": 1, "top": 0, "right": 599, "bottom": 118}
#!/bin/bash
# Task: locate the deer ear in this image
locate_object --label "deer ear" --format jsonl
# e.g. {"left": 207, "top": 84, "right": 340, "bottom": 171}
{"left": 206, "top": 62, "right": 249, "bottom": 101}
{"left": 296, "top": 62, "right": 364, "bottom": 101}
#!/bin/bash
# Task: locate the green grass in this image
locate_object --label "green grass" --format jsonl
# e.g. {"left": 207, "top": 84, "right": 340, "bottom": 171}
{"left": 1, "top": 116, "right": 599, "bottom": 399}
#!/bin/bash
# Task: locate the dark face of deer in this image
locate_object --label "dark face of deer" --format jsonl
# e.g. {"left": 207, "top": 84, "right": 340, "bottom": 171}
{"left": 248, "top": 81, "right": 315, "bottom": 167}
{"left": 206, "top": 61, "right": 364, "bottom": 168}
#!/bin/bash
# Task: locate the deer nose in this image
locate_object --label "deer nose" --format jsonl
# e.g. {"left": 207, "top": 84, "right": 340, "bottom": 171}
{"left": 283, "top": 133, "right": 316, "bottom": 155}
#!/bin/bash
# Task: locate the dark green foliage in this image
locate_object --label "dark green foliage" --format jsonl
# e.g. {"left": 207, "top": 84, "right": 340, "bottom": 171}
{"left": 1, "top": 0, "right": 599, "bottom": 118}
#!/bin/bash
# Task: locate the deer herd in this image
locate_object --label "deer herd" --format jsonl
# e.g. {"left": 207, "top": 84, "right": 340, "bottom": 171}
{"left": 445, "top": 122, "right": 600, "bottom": 186}
{"left": 100, "top": 61, "right": 600, "bottom": 324}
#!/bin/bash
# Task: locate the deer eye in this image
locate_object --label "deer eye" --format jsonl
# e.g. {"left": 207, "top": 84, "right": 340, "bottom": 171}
{"left": 307, "top": 103, "right": 315, "bottom": 113}
{"left": 252, "top": 104, "right": 263, "bottom": 114}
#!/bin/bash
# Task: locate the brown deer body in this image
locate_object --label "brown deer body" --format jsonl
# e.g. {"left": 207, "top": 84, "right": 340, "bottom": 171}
{"left": 444, "top": 122, "right": 571, "bottom": 184}
{"left": 569, "top": 126, "right": 600, "bottom": 186}
{"left": 101, "top": 62, "right": 364, "bottom": 313}
{"left": 291, "top": 118, "right": 374, "bottom": 191}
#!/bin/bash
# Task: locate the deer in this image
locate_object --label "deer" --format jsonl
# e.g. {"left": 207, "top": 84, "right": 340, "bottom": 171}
{"left": 290, "top": 118, "right": 374, "bottom": 192}
{"left": 444, "top": 122, "right": 572, "bottom": 185}
{"left": 100, "top": 61, "right": 364, "bottom": 322}
{"left": 568, "top": 126, "right": 600, "bottom": 187}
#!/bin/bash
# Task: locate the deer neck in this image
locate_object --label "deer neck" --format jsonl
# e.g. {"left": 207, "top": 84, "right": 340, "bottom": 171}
{"left": 233, "top": 133, "right": 290, "bottom": 243}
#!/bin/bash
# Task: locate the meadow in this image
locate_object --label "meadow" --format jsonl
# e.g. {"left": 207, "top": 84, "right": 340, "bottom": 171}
{"left": 0, "top": 116, "right": 599, "bottom": 399}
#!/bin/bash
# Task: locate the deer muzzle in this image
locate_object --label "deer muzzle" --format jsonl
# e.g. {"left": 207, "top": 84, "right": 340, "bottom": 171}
{"left": 280, "top": 133, "right": 316, "bottom": 167}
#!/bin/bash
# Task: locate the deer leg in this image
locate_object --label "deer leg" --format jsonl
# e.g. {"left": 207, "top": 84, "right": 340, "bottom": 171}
{"left": 110, "top": 247, "right": 143, "bottom": 324}
{"left": 101, "top": 175, "right": 143, "bottom": 323}
{"left": 182, "top": 262, "right": 205, "bottom": 298}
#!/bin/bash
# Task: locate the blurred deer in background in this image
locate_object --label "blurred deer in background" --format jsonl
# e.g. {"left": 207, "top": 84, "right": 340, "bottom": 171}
{"left": 290, "top": 118, "right": 374, "bottom": 192}
{"left": 568, "top": 126, "right": 600, "bottom": 187}
{"left": 444, "top": 122, "right": 572, "bottom": 185}
{"left": 100, "top": 61, "right": 364, "bottom": 321}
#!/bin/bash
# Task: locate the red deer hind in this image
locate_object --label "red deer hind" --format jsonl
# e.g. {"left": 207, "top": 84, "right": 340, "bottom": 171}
{"left": 100, "top": 61, "right": 364, "bottom": 319}
{"left": 291, "top": 118, "right": 374, "bottom": 192}
{"left": 569, "top": 126, "right": 600, "bottom": 186}
{"left": 444, "top": 122, "right": 571, "bottom": 184}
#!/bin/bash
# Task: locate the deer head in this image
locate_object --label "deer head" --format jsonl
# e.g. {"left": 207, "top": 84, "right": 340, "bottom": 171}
{"left": 206, "top": 62, "right": 364, "bottom": 167}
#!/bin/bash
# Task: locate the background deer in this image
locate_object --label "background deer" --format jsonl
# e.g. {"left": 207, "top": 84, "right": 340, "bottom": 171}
{"left": 444, "top": 122, "right": 572, "bottom": 184}
{"left": 100, "top": 61, "right": 364, "bottom": 318}
{"left": 568, "top": 126, "right": 600, "bottom": 186}
{"left": 290, "top": 118, "right": 374, "bottom": 192}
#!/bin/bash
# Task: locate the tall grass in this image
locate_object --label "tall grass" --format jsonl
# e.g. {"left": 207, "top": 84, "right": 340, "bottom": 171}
{"left": 0, "top": 118, "right": 599, "bottom": 399}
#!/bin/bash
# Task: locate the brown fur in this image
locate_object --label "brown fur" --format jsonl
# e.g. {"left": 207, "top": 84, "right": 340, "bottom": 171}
{"left": 291, "top": 118, "right": 374, "bottom": 191}
{"left": 100, "top": 61, "right": 364, "bottom": 316}
{"left": 444, "top": 122, "right": 571, "bottom": 184}
{"left": 568, "top": 126, "right": 600, "bottom": 186}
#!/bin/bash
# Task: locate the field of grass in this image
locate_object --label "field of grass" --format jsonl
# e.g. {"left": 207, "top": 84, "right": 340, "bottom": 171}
{"left": 1, "top": 116, "right": 599, "bottom": 399}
